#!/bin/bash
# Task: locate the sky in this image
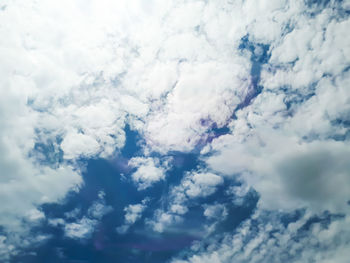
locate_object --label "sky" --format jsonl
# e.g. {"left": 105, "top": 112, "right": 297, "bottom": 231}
{"left": 0, "top": 0, "right": 350, "bottom": 262}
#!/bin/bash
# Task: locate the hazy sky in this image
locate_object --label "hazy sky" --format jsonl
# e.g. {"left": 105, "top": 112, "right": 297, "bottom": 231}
{"left": 1, "top": 0, "right": 350, "bottom": 262}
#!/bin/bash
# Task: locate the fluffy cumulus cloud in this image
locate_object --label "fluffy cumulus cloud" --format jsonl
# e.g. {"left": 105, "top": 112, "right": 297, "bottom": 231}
{"left": 182, "top": 172, "right": 224, "bottom": 198}
{"left": 0, "top": 0, "right": 350, "bottom": 261}
{"left": 128, "top": 157, "right": 167, "bottom": 190}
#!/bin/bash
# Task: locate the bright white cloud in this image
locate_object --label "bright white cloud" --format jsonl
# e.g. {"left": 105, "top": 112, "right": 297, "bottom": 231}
{"left": 183, "top": 172, "right": 224, "bottom": 198}
{"left": 129, "top": 157, "right": 166, "bottom": 190}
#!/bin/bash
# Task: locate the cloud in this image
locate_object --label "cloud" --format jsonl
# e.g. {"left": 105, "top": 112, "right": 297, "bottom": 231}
{"left": 117, "top": 199, "right": 148, "bottom": 234}
{"left": 128, "top": 157, "right": 166, "bottom": 190}
{"left": 58, "top": 191, "right": 112, "bottom": 240}
{"left": 172, "top": 210, "right": 350, "bottom": 263}
{"left": 0, "top": 0, "right": 349, "bottom": 261}
{"left": 143, "top": 61, "right": 250, "bottom": 153}
{"left": 204, "top": 1, "right": 350, "bottom": 214}
{"left": 147, "top": 210, "right": 184, "bottom": 233}
{"left": 25, "top": 209, "right": 45, "bottom": 222}
{"left": 88, "top": 191, "right": 113, "bottom": 219}
{"left": 0, "top": 236, "right": 15, "bottom": 262}
{"left": 207, "top": 137, "right": 350, "bottom": 212}
{"left": 203, "top": 204, "right": 227, "bottom": 220}
{"left": 177, "top": 1, "right": 350, "bottom": 261}
{"left": 183, "top": 172, "right": 224, "bottom": 198}
{"left": 64, "top": 217, "right": 98, "bottom": 240}
{"left": 147, "top": 171, "right": 224, "bottom": 232}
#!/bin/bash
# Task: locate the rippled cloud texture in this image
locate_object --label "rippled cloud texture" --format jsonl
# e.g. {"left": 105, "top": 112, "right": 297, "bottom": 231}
{"left": 0, "top": 0, "right": 350, "bottom": 262}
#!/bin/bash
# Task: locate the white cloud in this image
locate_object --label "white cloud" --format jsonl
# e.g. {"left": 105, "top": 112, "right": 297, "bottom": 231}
{"left": 225, "top": 180, "right": 252, "bottom": 206}
{"left": 0, "top": 155, "right": 82, "bottom": 241}
{"left": 144, "top": 60, "right": 249, "bottom": 153}
{"left": 88, "top": 191, "right": 113, "bottom": 219}
{"left": 266, "top": 10, "right": 350, "bottom": 89}
{"left": 172, "top": 210, "right": 350, "bottom": 263}
{"left": 64, "top": 217, "right": 97, "bottom": 240}
{"left": 171, "top": 171, "right": 223, "bottom": 211}
{"left": 207, "top": 136, "right": 350, "bottom": 213}
{"left": 147, "top": 210, "right": 183, "bottom": 233}
{"left": 0, "top": 236, "right": 15, "bottom": 262}
{"left": 124, "top": 204, "right": 146, "bottom": 225}
{"left": 170, "top": 204, "right": 188, "bottom": 215}
{"left": 61, "top": 132, "right": 101, "bottom": 160}
{"left": 128, "top": 157, "right": 166, "bottom": 190}
{"left": 147, "top": 171, "right": 223, "bottom": 232}
{"left": 25, "top": 209, "right": 45, "bottom": 222}
{"left": 48, "top": 218, "right": 65, "bottom": 227}
{"left": 203, "top": 204, "right": 227, "bottom": 220}
{"left": 64, "top": 208, "right": 81, "bottom": 219}
{"left": 62, "top": 191, "right": 112, "bottom": 240}
{"left": 205, "top": 3, "right": 350, "bottom": 213}
{"left": 183, "top": 172, "right": 224, "bottom": 198}
{"left": 0, "top": 0, "right": 349, "bottom": 260}
{"left": 117, "top": 199, "right": 148, "bottom": 234}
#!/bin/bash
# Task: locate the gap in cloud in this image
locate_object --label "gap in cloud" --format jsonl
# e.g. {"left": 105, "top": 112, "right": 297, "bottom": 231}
{"left": 30, "top": 135, "right": 64, "bottom": 168}
{"left": 299, "top": 210, "right": 345, "bottom": 233}
{"left": 194, "top": 122, "right": 231, "bottom": 152}
{"left": 120, "top": 124, "right": 143, "bottom": 159}
{"left": 305, "top": 0, "right": 349, "bottom": 18}
{"left": 236, "top": 35, "right": 270, "bottom": 111}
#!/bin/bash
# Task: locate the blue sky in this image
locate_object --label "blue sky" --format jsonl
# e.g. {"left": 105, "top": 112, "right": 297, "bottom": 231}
{"left": 1, "top": 0, "right": 350, "bottom": 262}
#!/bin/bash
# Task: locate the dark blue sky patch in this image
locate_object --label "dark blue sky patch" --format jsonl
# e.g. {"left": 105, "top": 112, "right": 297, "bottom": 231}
{"left": 215, "top": 188, "right": 258, "bottom": 234}
{"left": 120, "top": 124, "right": 143, "bottom": 159}
{"left": 236, "top": 35, "right": 269, "bottom": 111}
{"left": 305, "top": 0, "right": 332, "bottom": 7}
